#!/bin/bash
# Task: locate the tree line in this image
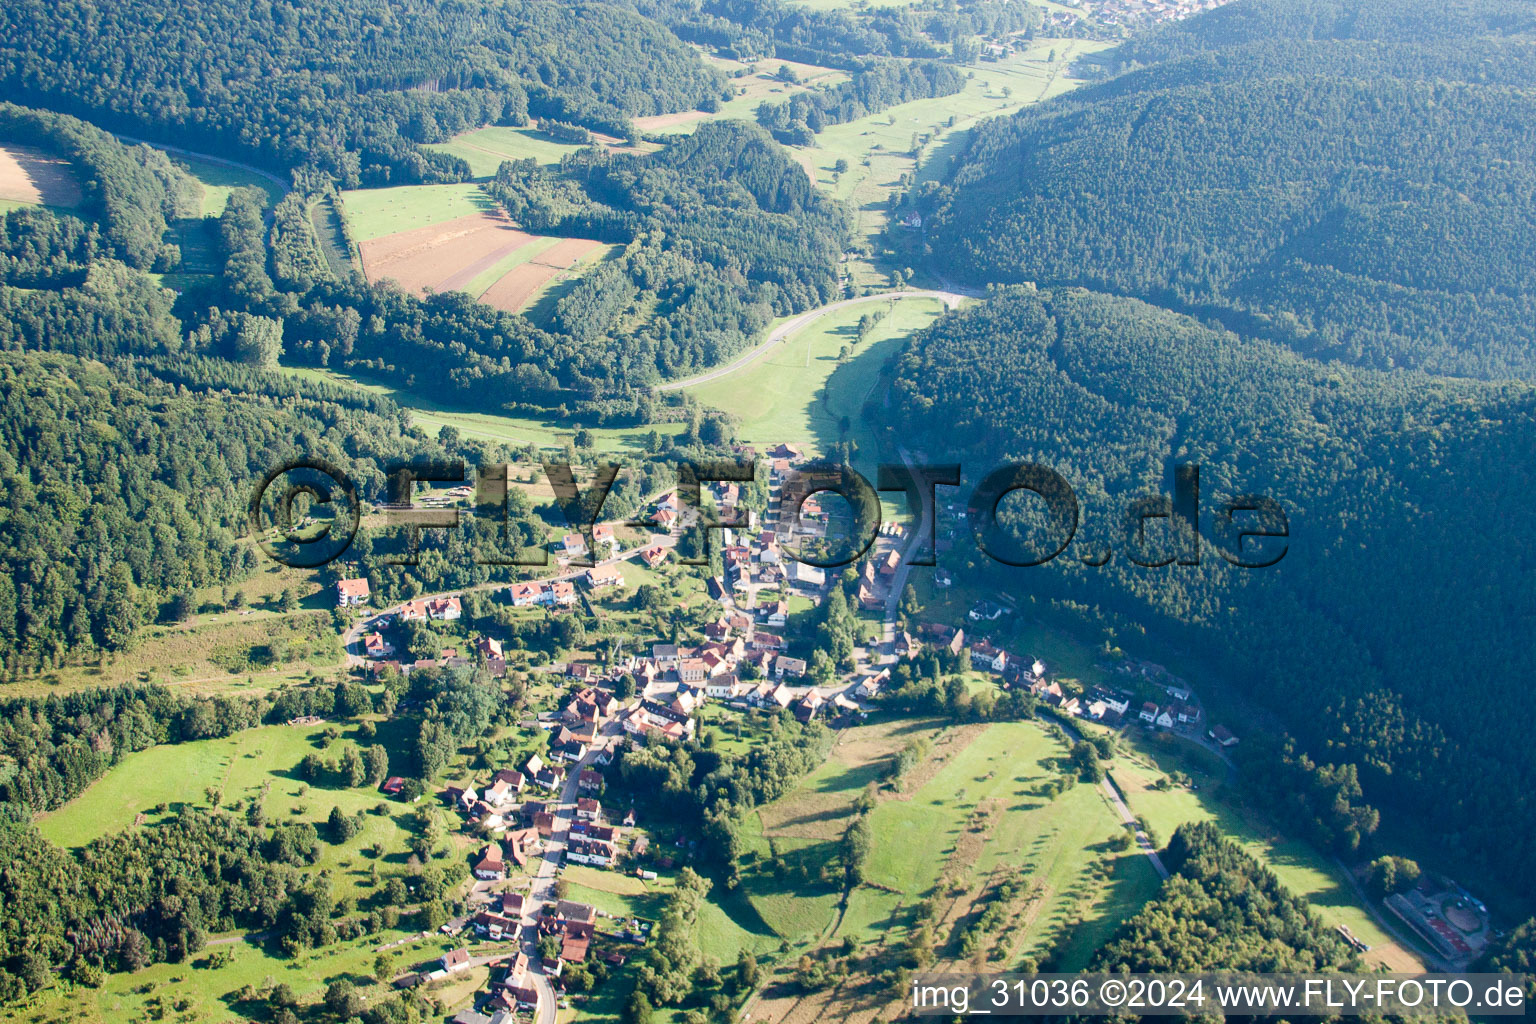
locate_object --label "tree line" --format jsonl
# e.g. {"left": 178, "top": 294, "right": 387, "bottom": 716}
{"left": 885, "top": 285, "right": 1536, "bottom": 904}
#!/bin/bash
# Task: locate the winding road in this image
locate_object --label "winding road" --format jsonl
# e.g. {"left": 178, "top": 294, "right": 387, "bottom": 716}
{"left": 654, "top": 288, "right": 973, "bottom": 392}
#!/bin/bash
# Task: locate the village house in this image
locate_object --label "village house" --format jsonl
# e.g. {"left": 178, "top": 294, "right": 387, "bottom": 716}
{"left": 620, "top": 701, "right": 693, "bottom": 743}
{"left": 1139, "top": 701, "right": 1160, "bottom": 724}
{"left": 363, "top": 632, "right": 393, "bottom": 658}
{"left": 651, "top": 643, "right": 680, "bottom": 668}
{"left": 969, "top": 639, "right": 1008, "bottom": 673}
{"left": 561, "top": 533, "right": 587, "bottom": 558}
{"left": 476, "top": 636, "right": 504, "bottom": 660}
{"left": 587, "top": 564, "right": 623, "bottom": 590}
{"left": 550, "top": 580, "right": 577, "bottom": 606}
{"left": 922, "top": 622, "right": 966, "bottom": 656}
{"left": 764, "top": 600, "right": 788, "bottom": 627}
{"left": 336, "top": 577, "right": 370, "bottom": 607}
{"left": 535, "top": 764, "right": 567, "bottom": 789}
{"left": 539, "top": 899, "right": 598, "bottom": 962}
{"left": 705, "top": 674, "right": 738, "bottom": 699}
{"left": 399, "top": 599, "right": 430, "bottom": 623}
{"left": 447, "top": 783, "right": 480, "bottom": 814}
{"left": 750, "top": 631, "right": 784, "bottom": 652}
{"left": 552, "top": 734, "right": 588, "bottom": 763}
{"left": 785, "top": 561, "right": 825, "bottom": 588}
{"left": 473, "top": 847, "right": 503, "bottom": 884}
{"left": 678, "top": 658, "right": 708, "bottom": 683}
{"left": 1210, "top": 724, "right": 1240, "bottom": 747}
{"left": 508, "top": 581, "right": 548, "bottom": 607}
{"left": 428, "top": 596, "right": 462, "bottom": 621}
{"left": 381, "top": 776, "right": 406, "bottom": 796}
{"left": 592, "top": 522, "right": 619, "bottom": 555}
{"left": 638, "top": 543, "right": 669, "bottom": 568}
{"left": 567, "top": 834, "right": 617, "bottom": 867}
{"left": 775, "top": 656, "right": 807, "bottom": 679}
{"left": 472, "top": 910, "right": 518, "bottom": 941}
{"left": 577, "top": 768, "right": 604, "bottom": 792}
{"left": 485, "top": 771, "right": 523, "bottom": 805}
{"left": 575, "top": 797, "right": 602, "bottom": 822}
{"left": 440, "top": 949, "right": 472, "bottom": 974}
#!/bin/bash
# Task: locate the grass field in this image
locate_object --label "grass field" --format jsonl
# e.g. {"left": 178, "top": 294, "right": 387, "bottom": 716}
{"left": 167, "top": 151, "right": 285, "bottom": 216}
{"left": 639, "top": 57, "right": 850, "bottom": 138}
{"left": 787, "top": 39, "right": 1114, "bottom": 288}
{"left": 1108, "top": 729, "right": 1428, "bottom": 971}
{"left": 6, "top": 560, "right": 344, "bottom": 698}
{"left": 745, "top": 719, "right": 1146, "bottom": 951}
{"left": 35, "top": 719, "right": 418, "bottom": 866}
{"left": 425, "top": 125, "right": 599, "bottom": 178}
{"left": 685, "top": 295, "right": 946, "bottom": 460}
{"left": 739, "top": 717, "right": 1155, "bottom": 1024}
{"left": 284, "top": 366, "right": 682, "bottom": 452}
{"left": 0, "top": 924, "right": 457, "bottom": 1024}
{"left": 338, "top": 183, "right": 497, "bottom": 243}
{"left": 0, "top": 143, "right": 82, "bottom": 210}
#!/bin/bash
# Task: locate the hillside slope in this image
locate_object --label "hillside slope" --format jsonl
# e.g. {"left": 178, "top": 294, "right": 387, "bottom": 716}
{"left": 885, "top": 286, "right": 1536, "bottom": 893}
{"left": 926, "top": 0, "right": 1536, "bottom": 378}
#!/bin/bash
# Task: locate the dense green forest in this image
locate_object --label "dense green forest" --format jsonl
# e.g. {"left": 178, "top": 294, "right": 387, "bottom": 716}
{"left": 0, "top": 0, "right": 727, "bottom": 183}
{"left": 885, "top": 285, "right": 1536, "bottom": 895}
{"left": 754, "top": 60, "right": 965, "bottom": 144}
{"left": 925, "top": 0, "right": 1536, "bottom": 379}
{"left": 1094, "top": 822, "right": 1357, "bottom": 971}
{"left": 481, "top": 120, "right": 849, "bottom": 385}
{"left": 646, "top": 0, "right": 1039, "bottom": 68}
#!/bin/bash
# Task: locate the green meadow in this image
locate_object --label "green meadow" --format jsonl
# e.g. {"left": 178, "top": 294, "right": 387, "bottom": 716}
{"left": 425, "top": 125, "right": 599, "bottom": 178}
{"left": 1109, "top": 731, "right": 1428, "bottom": 971}
{"left": 284, "top": 366, "right": 684, "bottom": 452}
{"left": 337, "top": 182, "right": 496, "bottom": 242}
{"left": 736, "top": 718, "right": 1152, "bottom": 966}
{"left": 685, "top": 294, "right": 947, "bottom": 459}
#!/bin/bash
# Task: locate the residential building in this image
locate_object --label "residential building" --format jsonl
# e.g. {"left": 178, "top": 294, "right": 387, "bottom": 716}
{"left": 473, "top": 843, "right": 505, "bottom": 880}
{"left": 428, "top": 596, "right": 462, "bottom": 621}
{"left": 336, "top": 577, "right": 370, "bottom": 607}
{"left": 775, "top": 656, "right": 807, "bottom": 679}
{"left": 587, "top": 564, "right": 623, "bottom": 590}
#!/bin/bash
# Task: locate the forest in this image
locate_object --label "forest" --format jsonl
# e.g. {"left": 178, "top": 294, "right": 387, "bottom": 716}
{"left": 482, "top": 120, "right": 849, "bottom": 386}
{"left": 0, "top": 0, "right": 727, "bottom": 184}
{"left": 885, "top": 285, "right": 1536, "bottom": 897}
{"left": 925, "top": 0, "right": 1536, "bottom": 379}
{"left": 0, "top": 673, "right": 471, "bottom": 1005}
{"left": 754, "top": 60, "right": 966, "bottom": 144}
{"left": 1094, "top": 822, "right": 1357, "bottom": 971}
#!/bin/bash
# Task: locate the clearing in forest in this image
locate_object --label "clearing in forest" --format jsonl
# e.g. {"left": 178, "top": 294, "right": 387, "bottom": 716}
{"left": 0, "top": 143, "right": 82, "bottom": 209}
